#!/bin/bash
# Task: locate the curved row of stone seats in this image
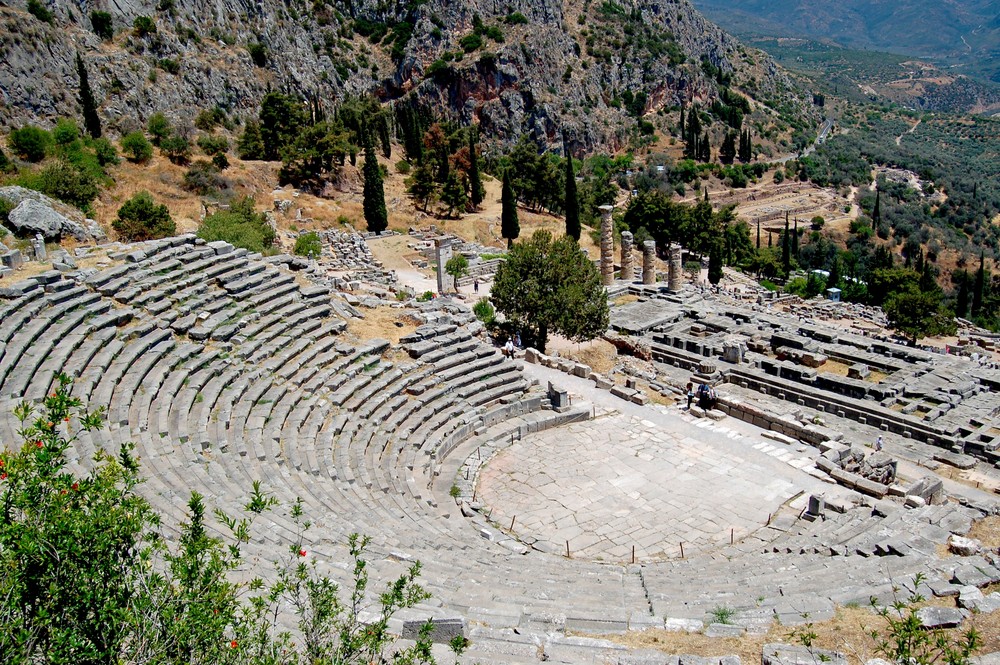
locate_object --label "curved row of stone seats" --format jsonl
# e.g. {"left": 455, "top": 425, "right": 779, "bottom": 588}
{"left": 6, "top": 240, "right": 990, "bottom": 659}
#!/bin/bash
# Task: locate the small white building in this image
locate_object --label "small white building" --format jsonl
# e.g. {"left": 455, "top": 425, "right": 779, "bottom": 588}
{"left": 826, "top": 287, "right": 841, "bottom": 302}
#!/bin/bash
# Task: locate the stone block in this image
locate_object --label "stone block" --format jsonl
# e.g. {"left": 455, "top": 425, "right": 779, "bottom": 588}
{"left": 572, "top": 363, "right": 591, "bottom": 378}
{"left": 630, "top": 392, "right": 649, "bottom": 406}
{"left": 704, "top": 623, "right": 745, "bottom": 638}
{"left": 949, "top": 535, "right": 982, "bottom": 556}
{"left": 1, "top": 249, "right": 24, "bottom": 269}
{"left": 916, "top": 607, "right": 965, "bottom": 629}
{"left": 762, "top": 643, "right": 847, "bottom": 665}
{"left": 401, "top": 617, "right": 465, "bottom": 643}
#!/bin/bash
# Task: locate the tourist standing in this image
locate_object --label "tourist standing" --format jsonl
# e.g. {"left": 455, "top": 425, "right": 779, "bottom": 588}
{"left": 686, "top": 382, "right": 694, "bottom": 410}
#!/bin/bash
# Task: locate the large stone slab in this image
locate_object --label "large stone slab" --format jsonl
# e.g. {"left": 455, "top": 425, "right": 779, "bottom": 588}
{"left": 762, "top": 643, "right": 847, "bottom": 665}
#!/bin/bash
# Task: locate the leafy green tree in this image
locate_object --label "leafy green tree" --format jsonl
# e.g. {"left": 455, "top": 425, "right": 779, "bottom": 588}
{"left": 114, "top": 191, "right": 175, "bottom": 240}
{"left": 8, "top": 125, "right": 51, "bottom": 162}
{"left": 445, "top": 254, "right": 469, "bottom": 292}
{"left": 259, "top": 92, "right": 307, "bottom": 161}
{"left": 159, "top": 133, "right": 191, "bottom": 165}
{"left": 90, "top": 10, "right": 113, "bottom": 40}
{"left": 121, "top": 131, "right": 153, "bottom": 163}
{"left": 491, "top": 230, "right": 609, "bottom": 352}
{"left": 294, "top": 231, "right": 322, "bottom": 259}
{"left": 501, "top": 170, "right": 519, "bottom": 249}
{"left": 0, "top": 376, "right": 155, "bottom": 664}
{"left": 708, "top": 240, "right": 723, "bottom": 285}
{"left": 362, "top": 139, "right": 388, "bottom": 233}
{"left": 76, "top": 52, "right": 102, "bottom": 139}
{"left": 884, "top": 288, "right": 955, "bottom": 345}
{"left": 198, "top": 197, "right": 274, "bottom": 252}
{"left": 406, "top": 161, "right": 437, "bottom": 212}
{"left": 719, "top": 131, "right": 736, "bottom": 165}
{"left": 279, "top": 120, "right": 352, "bottom": 188}
{"left": 439, "top": 171, "right": 467, "bottom": 218}
{"left": 237, "top": 121, "right": 265, "bottom": 160}
{"left": 564, "top": 142, "right": 580, "bottom": 240}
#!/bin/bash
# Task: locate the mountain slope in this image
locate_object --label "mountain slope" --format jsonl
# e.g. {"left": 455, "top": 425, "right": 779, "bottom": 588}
{"left": 690, "top": 0, "right": 1000, "bottom": 83}
{"left": 0, "top": 0, "right": 809, "bottom": 149}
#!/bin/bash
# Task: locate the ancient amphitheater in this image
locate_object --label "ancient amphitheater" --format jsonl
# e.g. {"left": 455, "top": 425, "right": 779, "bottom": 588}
{"left": 1, "top": 231, "right": 999, "bottom": 664}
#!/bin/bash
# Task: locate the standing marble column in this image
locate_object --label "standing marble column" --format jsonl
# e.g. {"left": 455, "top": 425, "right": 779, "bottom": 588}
{"left": 620, "top": 231, "right": 634, "bottom": 282}
{"left": 599, "top": 205, "right": 614, "bottom": 286}
{"left": 435, "top": 237, "right": 453, "bottom": 293}
{"left": 642, "top": 240, "right": 656, "bottom": 285}
{"left": 668, "top": 245, "right": 683, "bottom": 291}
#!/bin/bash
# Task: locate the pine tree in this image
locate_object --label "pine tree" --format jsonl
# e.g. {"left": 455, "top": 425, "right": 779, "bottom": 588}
{"left": 76, "top": 52, "right": 102, "bottom": 139}
{"left": 501, "top": 170, "right": 519, "bottom": 249}
{"left": 468, "top": 128, "right": 484, "bottom": 209}
{"left": 563, "top": 141, "right": 580, "bottom": 241}
{"left": 362, "top": 137, "right": 388, "bottom": 233}
{"left": 440, "top": 171, "right": 467, "bottom": 219}
{"left": 972, "top": 252, "right": 986, "bottom": 318}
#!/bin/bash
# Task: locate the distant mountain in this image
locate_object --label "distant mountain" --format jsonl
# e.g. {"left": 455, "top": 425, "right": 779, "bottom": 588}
{"left": 690, "top": 0, "right": 1000, "bottom": 83}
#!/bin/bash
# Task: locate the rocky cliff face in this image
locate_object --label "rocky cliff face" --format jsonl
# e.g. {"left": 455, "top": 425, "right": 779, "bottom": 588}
{"left": 0, "top": 0, "right": 806, "bottom": 149}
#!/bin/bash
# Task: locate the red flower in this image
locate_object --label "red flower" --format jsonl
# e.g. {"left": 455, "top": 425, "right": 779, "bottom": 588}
{"left": 72, "top": 482, "right": 79, "bottom": 490}
{"left": 35, "top": 442, "right": 43, "bottom": 449}
{"left": 1, "top": 473, "right": 7, "bottom": 481}
{"left": 50, "top": 393, "right": 56, "bottom": 398}
{"left": 230, "top": 640, "right": 238, "bottom": 649}
{"left": 298, "top": 549, "right": 307, "bottom": 557}
{"left": 60, "top": 489, "right": 67, "bottom": 495}
{"left": 0, "top": 459, "right": 4, "bottom": 467}
{"left": 46, "top": 422, "right": 53, "bottom": 428}
{"left": 63, "top": 417, "right": 69, "bottom": 422}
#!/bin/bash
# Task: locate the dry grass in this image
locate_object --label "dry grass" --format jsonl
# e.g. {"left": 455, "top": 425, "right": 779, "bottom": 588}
{"left": 344, "top": 306, "right": 420, "bottom": 346}
{"left": 614, "top": 294, "right": 641, "bottom": 306}
{"left": 599, "top": 603, "right": 1000, "bottom": 661}
{"left": 968, "top": 515, "right": 1000, "bottom": 548}
{"left": 815, "top": 359, "right": 887, "bottom": 383}
{"left": 546, "top": 337, "right": 619, "bottom": 375}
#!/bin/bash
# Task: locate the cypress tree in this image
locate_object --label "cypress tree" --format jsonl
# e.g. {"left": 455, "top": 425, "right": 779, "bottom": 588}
{"left": 791, "top": 218, "right": 799, "bottom": 260}
{"left": 679, "top": 105, "right": 685, "bottom": 138}
{"left": 719, "top": 131, "right": 736, "bottom": 164}
{"left": 756, "top": 219, "right": 760, "bottom": 249}
{"left": 76, "top": 52, "right": 102, "bottom": 139}
{"left": 362, "top": 136, "right": 388, "bottom": 233}
{"left": 872, "top": 188, "right": 881, "bottom": 228}
{"left": 827, "top": 256, "right": 840, "bottom": 290}
{"left": 708, "top": 241, "right": 723, "bottom": 285}
{"left": 699, "top": 131, "right": 710, "bottom": 162}
{"left": 564, "top": 140, "right": 580, "bottom": 240}
{"left": 501, "top": 170, "right": 519, "bottom": 249}
{"left": 781, "top": 213, "right": 791, "bottom": 275}
{"left": 956, "top": 270, "right": 971, "bottom": 319}
{"left": 468, "top": 128, "right": 484, "bottom": 209}
{"left": 972, "top": 252, "right": 986, "bottom": 318}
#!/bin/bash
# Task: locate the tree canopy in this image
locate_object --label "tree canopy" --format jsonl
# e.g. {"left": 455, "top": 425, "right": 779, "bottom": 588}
{"left": 490, "top": 230, "right": 609, "bottom": 352}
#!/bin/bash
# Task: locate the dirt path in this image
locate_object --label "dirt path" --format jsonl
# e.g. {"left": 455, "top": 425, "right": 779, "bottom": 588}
{"left": 896, "top": 118, "right": 921, "bottom": 146}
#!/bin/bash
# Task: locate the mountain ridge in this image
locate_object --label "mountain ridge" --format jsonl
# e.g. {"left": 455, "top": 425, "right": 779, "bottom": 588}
{"left": 0, "top": 0, "right": 810, "bottom": 149}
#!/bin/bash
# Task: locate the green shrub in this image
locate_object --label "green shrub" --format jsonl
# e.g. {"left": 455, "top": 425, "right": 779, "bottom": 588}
{"left": 133, "top": 15, "right": 156, "bottom": 36}
{"left": 211, "top": 152, "right": 229, "bottom": 170}
{"left": 247, "top": 42, "right": 268, "bottom": 67}
{"left": 26, "top": 0, "right": 53, "bottom": 23}
{"left": 293, "top": 231, "right": 322, "bottom": 259}
{"left": 114, "top": 191, "right": 175, "bottom": 241}
{"left": 34, "top": 160, "right": 99, "bottom": 211}
{"left": 52, "top": 118, "right": 80, "bottom": 146}
{"left": 417, "top": 290, "right": 434, "bottom": 302}
{"left": 120, "top": 131, "right": 153, "bottom": 163}
{"left": 485, "top": 25, "right": 504, "bottom": 42}
{"left": 395, "top": 160, "right": 411, "bottom": 174}
{"left": 92, "top": 137, "right": 119, "bottom": 166}
{"left": 146, "top": 112, "right": 171, "bottom": 146}
{"left": 8, "top": 125, "right": 51, "bottom": 162}
{"left": 194, "top": 106, "right": 227, "bottom": 131}
{"left": 90, "top": 10, "right": 113, "bottom": 40}
{"left": 196, "top": 134, "right": 229, "bottom": 156}
{"left": 0, "top": 198, "right": 14, "bottom": 226}
{"left": 182, "top": 160, "right": 226, "bottom": 194}
{"left": 0, "top": 146, "right": 12, "bottom": 173}
{"left": 459, "top": 33, "right": 482, "bottom": 52}
{"left": 473, "top": 297, "right": 495, "bottom": 324}
{"left": 157, "top": 58, "right": 180, "bottom": 74}
{"left": 197, "top": 197, "right": 275, "bottom": 252}
{"left": 159, "top": 134, "right": 190, "bottom": 165}
{"left": 505, "top": 12, "right": 528, "bottom": 24}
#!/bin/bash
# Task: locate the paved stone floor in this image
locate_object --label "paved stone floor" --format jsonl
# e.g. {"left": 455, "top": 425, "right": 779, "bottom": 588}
{"left": 477, "top": 398, "right": 837, "bottom": 562}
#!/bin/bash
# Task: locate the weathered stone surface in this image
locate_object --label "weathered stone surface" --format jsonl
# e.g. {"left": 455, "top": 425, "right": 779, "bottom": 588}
{"left": 762, "top": 643, "right": 847, "bottom": 665}
{"left": 401, "top": 617, "right": 465, "bottom": 643}
{"left": 948, "top": 535, "right": 982, "bottom": 556}
{"left": 916, "top": 606, "right": 965, "bottom": 629}
{"left": 0, "top": 188, "right": 104, "bottom": 241}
